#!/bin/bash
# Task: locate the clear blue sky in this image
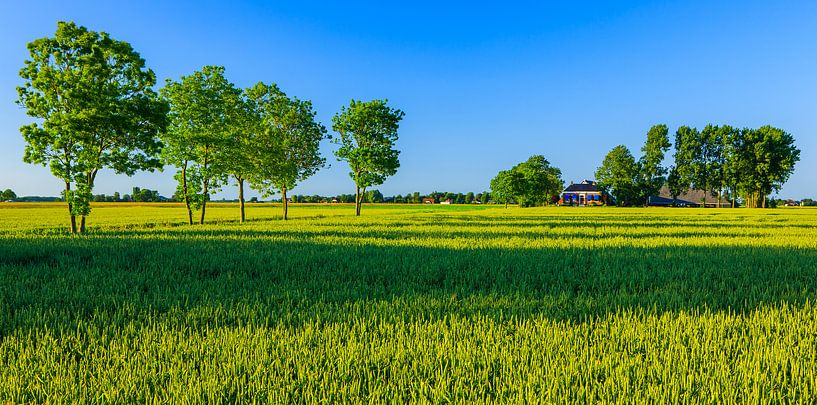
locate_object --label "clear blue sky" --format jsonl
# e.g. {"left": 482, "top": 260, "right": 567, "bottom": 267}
{"left": 1, "top": 1, "right": 815, "bottom": 199}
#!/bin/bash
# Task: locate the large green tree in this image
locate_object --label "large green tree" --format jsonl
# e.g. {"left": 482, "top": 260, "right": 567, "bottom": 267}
{"left": 489, "top": 169, "right": 522, "bottom": 208}
{"left": 671, "top": 126, "right": 700, "bottom": 202}
{"left": 595, "top": 145, "right": 638, "bottom": 206}
{"left": 246, "top": 82, "right": 328, "bottom": 220}
{"left": 223, "top": 93, "right": 257, "bottom": 223}
{"left": 332, "top": 99, "right": 404, "bottom": 216}
{"left": 635, "top": 124, "right": 672, "bottom": 206}
{"left": 512, "top": 155, "right": 563, "bottom": 207}
{"left": 1, "top": 189, "right": 17, "bottom": 201}
{"left": 490, "top": 155, "right": 563, "bottom": 208}
{"left": 17, "top": 21, "right": 167, "bottom": 233}
{"left": 160, "top": 66, "right": 242, "bottom": 225}
{"left": 735, "top": 126, "right": 800, "bottom": 208}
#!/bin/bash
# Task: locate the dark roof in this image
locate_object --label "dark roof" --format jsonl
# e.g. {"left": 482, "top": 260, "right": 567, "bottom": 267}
{"left": 647, "top": 195, "right": 696, "bottom": 206}
{"left": 655, "top": 186, "right": 728, "bottom": 206}
{"left": 564, "top": 181, "right": 599, "bottom": 192}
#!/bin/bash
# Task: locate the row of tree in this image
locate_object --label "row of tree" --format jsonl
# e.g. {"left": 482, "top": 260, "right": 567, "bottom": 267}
{"left": 595, "top": 124, "right": 672, "bottom": 206}
{"left": 92, "top": 187, "right": 164, "bottom": 203}
{"left": 489, "top": 155, "right": 564, "bottom": 207}
{"left": 17, "top": 22, "right": 403, "bottom": 233}
{"left": 596, "top": 124, "right": 800, "bottom": 207}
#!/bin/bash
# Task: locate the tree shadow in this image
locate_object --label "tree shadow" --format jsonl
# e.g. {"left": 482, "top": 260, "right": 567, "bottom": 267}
{"left": 2, "top": 229, "right": 816, "bottom": 334}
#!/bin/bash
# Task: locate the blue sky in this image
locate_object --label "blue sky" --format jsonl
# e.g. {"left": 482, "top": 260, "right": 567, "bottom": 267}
{"left": 1, "top": 1, "right": 815, "bottom": 199}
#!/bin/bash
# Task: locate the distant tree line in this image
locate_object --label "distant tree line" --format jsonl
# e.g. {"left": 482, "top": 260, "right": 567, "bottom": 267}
{"left": 288, "top": 190, "right": 493, "bottom": 204}
{"left": 16, "top": 21, "right": 402, "bottom": 233}
{"left": 596, "top": 124, "right": 800, "bottom": 207}
{"left": 92, "top": 187, "right": 166, "bottom": 203}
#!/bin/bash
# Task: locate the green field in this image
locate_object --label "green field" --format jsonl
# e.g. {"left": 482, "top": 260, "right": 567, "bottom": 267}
{"left": 1, "top": 203, "right": 816, "bottom": 402}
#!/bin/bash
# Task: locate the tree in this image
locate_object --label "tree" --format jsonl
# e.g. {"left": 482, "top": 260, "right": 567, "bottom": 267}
{"left": 672, "top": 126, "right": 700, "bottom": 203}
{"left": 246, "top": 83, "right": 328, "bottom": 220}
{"left": 17, "top": 21, "right": 167, "bottom": 233}
{"left": 224, "top": 93, "right": 256, "bottom": 223}
{"left": 161, "top": 66, "right": 241, "bottom": 224}
{"left": 512, "top": 155, "right": 564, "bottom": 207}
{"left": 595, "top": 145, "right": 638, "bottom": 206}
{"left": 465, "top": 192, "right": 474, "bottom": 204}
{"left": 332, "top": 99, "right": 404, "bottom": 216}
{"left": 666, "top": 166, "right": 684, "bottom": 205}
{"left": 736, "top": 126, "right": 800, "bottom": 208}
{"left": 364, "top": 189, "right": 384, "bottom": 203}
{"left": 635, "top": 124, "right": 671, "bottom": 206}
{"left": 1, "top": 189, "right": 17, "bottom": 201}
{"left": 490, "top": 169, "right": 521, "bottom": 208}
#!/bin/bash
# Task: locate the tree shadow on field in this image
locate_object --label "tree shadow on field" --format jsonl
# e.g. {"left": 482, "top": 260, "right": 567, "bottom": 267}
{"left": 1, "top": 229, "right": 816, "bottom": 332}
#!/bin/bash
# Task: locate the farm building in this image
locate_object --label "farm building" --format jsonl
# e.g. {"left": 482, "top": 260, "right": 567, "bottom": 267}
{"left": 647, "top": 186, "right": 730, "bottom": 207}
{"left": 560, "top": 180, "right": 605, "bottom": 206}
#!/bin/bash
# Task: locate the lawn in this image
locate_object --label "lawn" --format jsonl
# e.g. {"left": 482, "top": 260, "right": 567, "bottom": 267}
{"left": 1, "top": 203, "right": 816, "bottom": 402}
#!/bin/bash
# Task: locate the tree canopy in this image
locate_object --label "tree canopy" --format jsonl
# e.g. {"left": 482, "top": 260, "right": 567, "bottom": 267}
{"left": 160, "top": 65, "right": 243, "bottom": 224}
{"left": 490, "top": 155, "right": 563, "bottom": 207}
{"left": 246, "top": 82, "right": 328, "bottom": 220}
{"left": 595, "top": 145, "right": 638, "bottom": 206}
{"left": 332, "top": 99, "right": 404, "bottom": 216}
{"left": 17, "top": 21, "right": 167, "bottom": 232}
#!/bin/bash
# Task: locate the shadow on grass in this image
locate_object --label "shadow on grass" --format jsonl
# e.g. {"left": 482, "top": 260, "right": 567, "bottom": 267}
{"left": 1, "top": 229, "right": 816, "bottom": 332}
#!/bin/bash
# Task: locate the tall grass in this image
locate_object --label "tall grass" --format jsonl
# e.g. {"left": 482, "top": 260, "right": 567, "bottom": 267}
{"left": 1, "top": 204, "right": 816, "bottom": 402}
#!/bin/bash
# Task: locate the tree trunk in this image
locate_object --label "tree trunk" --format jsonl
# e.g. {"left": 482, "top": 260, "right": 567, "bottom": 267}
{"left": 79, "top": 170, "right": 96, "bottom": 234}
{"left": 238, "top": 177, "right": 245, "bottom": 223}
{"left": 282, "top": 187, "right": 288, "bottom": 220}
{"left": 718, "top": 188, "right": 722, "bottom": 209}
{"left": 355, "top": 184, "right": 362, "bottom": 216}
{"left": 182, "top": 163, "right": 193, "bottom": 225}
{"left": 65, "top": 181, "right": 77, "bottom": 234}
{"left": 200, "top": 178, "right": 209, "bottom": 225}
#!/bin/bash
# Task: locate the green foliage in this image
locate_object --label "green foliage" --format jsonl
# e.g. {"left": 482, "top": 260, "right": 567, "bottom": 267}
{"left": 332, "top": 100, "right": 404, "bottom": 215}
{"left": 1, "top": 204, "right": 817, "bottom": 401}
{"left": 1, "top": 189, "right": 17, "bottom": 201}
{"left": 512, "top": 155, "right": 563, "bottom": 207}
{"left": 16, "top": 21, "right": 167, "bottom": 232}
{"left": 160, "top": 66, "right": 242, "bottom": 224}
{"left": 489, "top": 169, "right": 522, "bottom": 207}
{"left": 673, "top": 125, "right": 800, "bottom": 208}
{"left": 245, "top": 82, "right": 328, "bottom": 219}
{"left": 491, "top": 156, "right": 563, "bottom": 207}
{"left": 635, "top": 124, "right": 671, "bottom": 205}
{"left": 595, "top": 145, "right": 638, "bottom": 206}
{"left": 364, "top": 189, "right": 384, "bottom": 203}
{"left": 731, "top": 126, "right": 800, "bottom": 208}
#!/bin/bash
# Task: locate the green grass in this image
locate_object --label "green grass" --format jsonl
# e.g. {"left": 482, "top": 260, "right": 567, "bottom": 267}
{"left": 1, "top": 203, "right": 816, "bottom": 402}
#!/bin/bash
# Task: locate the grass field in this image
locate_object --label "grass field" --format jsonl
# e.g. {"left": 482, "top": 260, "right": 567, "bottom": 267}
{"left": 1, "top": 203, "right": 817, "bottom": 402}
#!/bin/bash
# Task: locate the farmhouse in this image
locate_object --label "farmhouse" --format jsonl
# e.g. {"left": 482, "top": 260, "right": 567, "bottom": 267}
{"left": 647, "top": 187, "right": 729, "bottom": 207}
{"left": 560, "top": 180, "right": 604, "bottom": 206}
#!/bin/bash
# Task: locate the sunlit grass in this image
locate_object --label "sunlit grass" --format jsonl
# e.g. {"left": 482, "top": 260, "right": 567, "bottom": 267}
{"left": 1, "top": 203, "right": 816, "bottom": 402}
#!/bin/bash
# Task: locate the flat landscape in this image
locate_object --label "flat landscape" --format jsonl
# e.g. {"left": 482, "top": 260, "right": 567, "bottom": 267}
{"left": 1, "top": 203, "right": 816, "bottom": 402}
